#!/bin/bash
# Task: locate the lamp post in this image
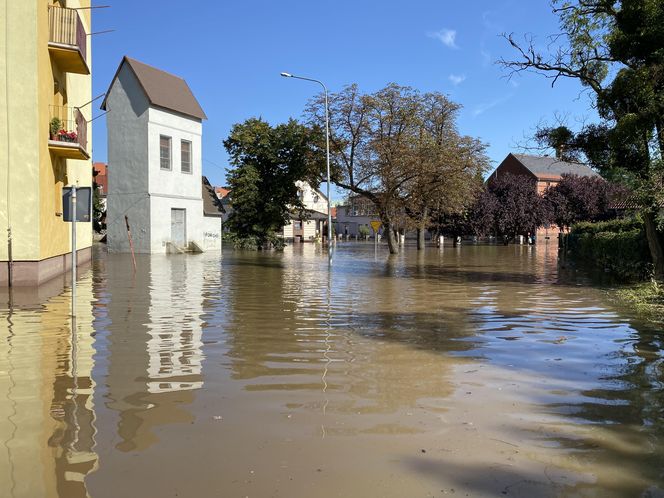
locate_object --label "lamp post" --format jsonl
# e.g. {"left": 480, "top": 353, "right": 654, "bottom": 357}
{"left": 280, "top": 72, "right": 332, "bottom": 262}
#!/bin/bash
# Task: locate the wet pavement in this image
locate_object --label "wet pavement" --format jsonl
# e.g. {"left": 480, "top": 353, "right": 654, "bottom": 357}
{"left": 0, "top": 242, "right": 662, "bottom": 497}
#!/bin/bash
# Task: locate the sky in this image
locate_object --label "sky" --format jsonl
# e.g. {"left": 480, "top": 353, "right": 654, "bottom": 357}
{"left": 91, "top": 0, "right": 598, "bottom": 202}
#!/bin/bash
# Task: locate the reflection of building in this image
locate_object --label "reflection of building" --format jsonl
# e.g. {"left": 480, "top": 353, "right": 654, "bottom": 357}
{"left": 1, "top": 0, "right": 93, "bottom": 286}
{"left": 103, "top": 57, "right": 221, "bottom": 253}
{"left": 103, "top": 252, "right": 209, "bottom": 451}
{"left": 0, "top": 272, "right": 98, "bottom": 497}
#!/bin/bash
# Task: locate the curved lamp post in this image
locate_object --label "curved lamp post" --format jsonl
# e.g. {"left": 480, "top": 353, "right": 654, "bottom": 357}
{"left": 280, "top": 72, "right": 332, "bottom": 262}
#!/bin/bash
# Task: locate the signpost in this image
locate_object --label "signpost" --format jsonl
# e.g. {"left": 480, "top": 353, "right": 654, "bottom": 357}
{"left": 62, "top": 186, "right": 92, "bottom": 317}
{"left": 370, "top": 220, "right": 382, "bottom": 250}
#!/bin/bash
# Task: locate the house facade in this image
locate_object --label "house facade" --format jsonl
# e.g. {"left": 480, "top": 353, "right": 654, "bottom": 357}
{"left": 281, "top": 181, "right": 329, "bottom": 242}
{"left": 103, "top": 56, "right": 221, "bottom": 253}
{"left": 335, "top": 195, "right": 380, "bottom": 238}
{"left": 1, "top": 0, "right": 93, "bottom": 286}
{"left": 488, "top": 153, "right": 601, "bottom": 238}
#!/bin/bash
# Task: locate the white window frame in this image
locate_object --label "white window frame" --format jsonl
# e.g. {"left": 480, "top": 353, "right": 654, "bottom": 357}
{"left": 160, "top": 135, "right": 172, "bottom": 171}
{"left": 181, "top": 139, "right": 192, "bottom": 174}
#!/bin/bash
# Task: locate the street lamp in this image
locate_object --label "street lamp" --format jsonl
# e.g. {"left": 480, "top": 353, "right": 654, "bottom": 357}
{"left": 281, "top": 72, "right": 332, "bottom": 261}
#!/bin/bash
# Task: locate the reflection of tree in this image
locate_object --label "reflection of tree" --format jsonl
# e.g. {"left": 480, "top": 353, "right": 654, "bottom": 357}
{"left": 222, "top": 246, "right": 480, "bottom": 435}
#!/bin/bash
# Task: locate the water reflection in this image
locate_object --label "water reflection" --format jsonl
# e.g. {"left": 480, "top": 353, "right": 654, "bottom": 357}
{"left": 0, "top": 271, "right": 98, "bottom": 498}
{"left": 102, "top": 252, "right": 211, "bottom": 451}
{"left": 0, "top": 242, "right": 662, "bottom": 497}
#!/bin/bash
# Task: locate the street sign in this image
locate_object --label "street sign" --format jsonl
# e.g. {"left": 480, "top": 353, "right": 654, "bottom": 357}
{"left": 63, "top": 186, "right": 92, "bottom": 222}
{"left": 370, "top": 220, "right": 382, "bottom": 233}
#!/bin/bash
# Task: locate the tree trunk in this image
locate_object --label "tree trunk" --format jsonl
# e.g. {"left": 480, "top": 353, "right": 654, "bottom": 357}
{"left": 643, "top": 210, "right": 664, "bottom": 281}
{"left": 417, "top": 228, "right": 425, "bottom": 250}
{"left": 383, "top": 218, "right": 399, "bottom": 254}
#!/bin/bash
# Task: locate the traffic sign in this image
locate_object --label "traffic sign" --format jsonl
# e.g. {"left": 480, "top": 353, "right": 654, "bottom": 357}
{"left": 370, "top": 220, "right": 382, "bottom": 233}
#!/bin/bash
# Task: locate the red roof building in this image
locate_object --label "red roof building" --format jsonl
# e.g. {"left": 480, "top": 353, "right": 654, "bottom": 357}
{"left": 93, "top": 162, "right": 107, "bottom": 196}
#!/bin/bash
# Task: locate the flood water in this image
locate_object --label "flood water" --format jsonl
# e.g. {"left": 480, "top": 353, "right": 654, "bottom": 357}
{"left": 0, "top": 242, "right": 663, "bottom": 497}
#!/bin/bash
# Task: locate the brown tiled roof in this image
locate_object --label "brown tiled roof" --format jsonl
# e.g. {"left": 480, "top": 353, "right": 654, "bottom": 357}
{"left": 512, "top": 154, "right": 599, "bottom": 179}
{"left": 101, "top": 56, "right": 207, "bottom": 120}
{"left": 202, "top": 177, "right": 225, "bottom": 216}
{"left": 93, "top": 162, "right": 108, "bottom": 195}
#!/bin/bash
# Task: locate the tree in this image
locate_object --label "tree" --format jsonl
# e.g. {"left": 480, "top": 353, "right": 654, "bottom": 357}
{"left": 223, "top": 118, "right": 325, "bottom": 249}
{"left": 500, "top": 0, "right": 664, "bottom": 279}
{"left": 487, "top": 173, "right": 547, "bottom": 242}
{"left": 543, "top": 173, "right": 617, "bottom": 230}
{"left": 306, "top": 84, "right": 488, "bottom": 254}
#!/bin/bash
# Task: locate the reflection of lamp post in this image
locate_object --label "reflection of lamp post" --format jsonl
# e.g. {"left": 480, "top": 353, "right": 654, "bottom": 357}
{"left": 280, "top": 72, "right": 332, "bottom": 261}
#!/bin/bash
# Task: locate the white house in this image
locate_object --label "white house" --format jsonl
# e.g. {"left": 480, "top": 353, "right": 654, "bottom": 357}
{"left": 282, "top": 181, "right": 329, "bottom": 242}
{"left": 102, "top": 56, "right": 221, "bottom": 253}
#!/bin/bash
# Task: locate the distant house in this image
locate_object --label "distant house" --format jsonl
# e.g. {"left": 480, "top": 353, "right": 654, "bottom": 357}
{"left": 282, "top": 181, "right": 329, "bottom": 242}
{"left": 202, "top": 177, "right": 225, "bottom": 250}
{"left": 102, "top": 56, "right": 221, "bottom": 253}
{"left": 93, "top": 162, "right": 108, "bottom": 200}
{"left": 488, "top": 153, "right": 600, "bottom": 193}
{"left": 488, "top": 153, "right": 601, "bottom": 238}
{"left": 335, "top": 195, "right": 379, "bottom": 238}
{"left": 219, "top": 181, "right": 329, "bottom": 242}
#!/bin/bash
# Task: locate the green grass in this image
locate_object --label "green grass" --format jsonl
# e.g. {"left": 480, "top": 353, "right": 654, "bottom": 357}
{"left": 615, "top": 281, "right": 664, "bottom": 325}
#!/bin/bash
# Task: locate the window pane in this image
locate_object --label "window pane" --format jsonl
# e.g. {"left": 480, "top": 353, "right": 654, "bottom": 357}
{"left": 181, "top": 140, "right": 191, "bottom": 173}
{"left": 160, "top": 136, "right": 171, "bottom": 170}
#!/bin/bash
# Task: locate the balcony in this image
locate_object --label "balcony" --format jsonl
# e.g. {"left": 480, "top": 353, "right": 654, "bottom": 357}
{"left": 48, "top": 5, "right": 89, "bottom": 75}
{"left": 48, "top": 105, "right": 89, "bottom": 160}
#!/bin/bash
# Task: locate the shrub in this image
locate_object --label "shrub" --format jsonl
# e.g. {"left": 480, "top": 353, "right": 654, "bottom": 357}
{"left": 571, "top": 217, "right": 643, "bottom": 235}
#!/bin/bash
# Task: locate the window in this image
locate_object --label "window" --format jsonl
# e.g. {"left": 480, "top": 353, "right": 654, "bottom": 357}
{"left": 160, "top": 135, "right": 171, "bottom": 170}
{"left": 181, "top": 140, "right": 192, "bottom": 173}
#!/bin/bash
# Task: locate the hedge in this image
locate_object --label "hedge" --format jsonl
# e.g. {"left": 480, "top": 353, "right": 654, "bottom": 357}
{"left": 565, "top": 218, "right": 652, "bottom": 281}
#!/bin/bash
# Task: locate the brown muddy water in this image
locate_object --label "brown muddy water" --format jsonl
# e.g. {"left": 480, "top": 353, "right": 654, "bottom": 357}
{"left": 0, "top": 242, "right": 663, "bottom": 497}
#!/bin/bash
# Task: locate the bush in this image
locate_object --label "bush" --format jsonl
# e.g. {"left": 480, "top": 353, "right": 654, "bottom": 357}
{"left": 223, "top": 231, "right": 285, "bottom": 251}
{"left": 566, "top": 218, "right": 652, "bottom": 281}
{"left": 571, "top": 217, "right": 642, "bottom": 235}
{"left": 358, "top": 225, "right": 370, "bottom": 239}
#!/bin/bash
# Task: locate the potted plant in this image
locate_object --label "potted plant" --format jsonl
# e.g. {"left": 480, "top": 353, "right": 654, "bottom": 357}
{"left": 49, "top": 117, "right": 62, "bottom": 140}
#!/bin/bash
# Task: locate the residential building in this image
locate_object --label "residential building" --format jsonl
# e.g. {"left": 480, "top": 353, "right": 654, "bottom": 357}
{"left": 93, "top": 161, "right": 107, "bottom": 211}
{"left": 282, "top": 181, "right": 329, "bottom": 242}
{"left": 488, "top": 153, "right": 601, "bottom": 238}
{"left": 488, "top": 153, "right": 600, "bottom": 193}
{"left": 335, "top": 195, "right": 380, "bottom": 238}
{"left": 1, "top": 0, "right": 93, "bottom": 286}
{"left": 202, "top": 176, "right": 224, "bottom": 250}
{"left": 102, "top": 56, "right": 221, "bottom": 253}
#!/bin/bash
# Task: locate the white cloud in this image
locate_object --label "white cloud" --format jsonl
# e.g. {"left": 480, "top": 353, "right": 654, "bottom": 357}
{"left": 428, "top": 29, "right": 458, "bottom": 49}
{"left": 472, "top": 94, "right": 513, "bottom": 117}
{"left": 448, "top": 74, "right": 466, "bottom": 86}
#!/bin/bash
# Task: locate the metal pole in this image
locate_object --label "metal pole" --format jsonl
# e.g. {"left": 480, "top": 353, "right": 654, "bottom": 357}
{"left": 323, "top": 86, "right": 332, "bottom": 263}
{"left": 71, "top": 185, "right": 77, "bottom": 318}
{"left": 281, "top": 72, "right": 333, "bottom": 264}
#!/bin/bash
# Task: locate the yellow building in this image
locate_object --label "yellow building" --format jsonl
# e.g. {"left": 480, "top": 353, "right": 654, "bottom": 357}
{"left": 0, "top": 0, "right": 92, "bottom": 286}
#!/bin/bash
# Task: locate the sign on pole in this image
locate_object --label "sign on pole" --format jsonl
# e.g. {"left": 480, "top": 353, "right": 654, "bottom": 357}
{"left": 370, "top": 220, "right": 382, "bottom": 233}
{"left": 63, "top": 186, "right": 92, "bottom": 318}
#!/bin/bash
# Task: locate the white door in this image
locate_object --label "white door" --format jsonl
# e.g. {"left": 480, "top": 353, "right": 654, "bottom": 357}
{"left": 171, "top": 208, "right": 186, "bottom": 247}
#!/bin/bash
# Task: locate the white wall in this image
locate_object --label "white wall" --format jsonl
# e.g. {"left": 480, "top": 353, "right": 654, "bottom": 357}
{"left": 201, "top": 216, "right": 222, "bottom": 251}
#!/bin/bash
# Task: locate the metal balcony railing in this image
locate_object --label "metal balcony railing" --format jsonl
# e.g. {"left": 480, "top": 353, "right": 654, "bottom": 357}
{"left": 48, "top": 5, "right": 87, "bottom": 63}
{"left": 49, "top": 105, "right": 88, "bottom": 153}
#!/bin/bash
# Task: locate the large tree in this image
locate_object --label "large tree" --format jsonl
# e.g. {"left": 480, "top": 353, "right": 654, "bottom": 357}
{"left": 543, "top": 173, "right": 618, "bottom": 230}
{"left": 306, "top": 84, "right": 488, "bottom": 254}
{"left": 223, "top": 118, "right": 325, "bottom": 249}
{"left": 487, "top": 173, "right": 547, "bottom": 242}
{"left": 500, "top": 0, "right": 664, "bottom": 279}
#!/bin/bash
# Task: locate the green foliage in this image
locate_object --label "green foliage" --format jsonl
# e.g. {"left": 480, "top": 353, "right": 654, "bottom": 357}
{"left": 567, "top": 218, "right": 652, "bottom": 281}
{"left": 223, "top": 117, "right": 325, "bottom": 250}
{"left": 50, "top": 117, "right": 62, "bottom": 137}
{"left": 223, "top": 231, "right": 285, "bottom": 251}
{"left": 358, "top": 225, "right": 370, "bottom": 239}
{"left": 571, "top": 217, "right": 643, "bottom": 235}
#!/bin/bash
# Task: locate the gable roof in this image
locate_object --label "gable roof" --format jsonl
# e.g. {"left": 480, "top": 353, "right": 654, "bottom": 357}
{"left": 511, "top": 153, "right": 599, "bottom": 179}
{"left": 202, "top": 176, "right": 225, "bottom": 216}
{"left": 101, "top": 56, "right": 207, "bottom": 120}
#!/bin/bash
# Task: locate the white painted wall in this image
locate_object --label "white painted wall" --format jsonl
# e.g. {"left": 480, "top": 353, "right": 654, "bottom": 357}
{"left": 106, "top": 62, "right": 215, "bottom": 253}
{"left": 202, "top": 216, "right": 222, "bottom": 251}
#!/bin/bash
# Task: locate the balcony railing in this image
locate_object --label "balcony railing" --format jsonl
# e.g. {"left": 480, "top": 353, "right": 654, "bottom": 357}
{"left": 49, "top": 105, "right": 89, "bottom": 160}
{"left": 48, "top": 5, "right": 89, "bottom": 75}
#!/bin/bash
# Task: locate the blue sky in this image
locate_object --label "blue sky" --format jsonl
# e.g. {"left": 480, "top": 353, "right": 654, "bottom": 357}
{"left": 91, "top": 0, "right": 597, "bottom": 201}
